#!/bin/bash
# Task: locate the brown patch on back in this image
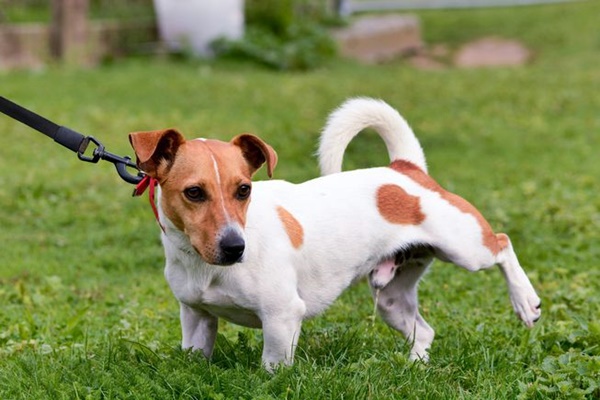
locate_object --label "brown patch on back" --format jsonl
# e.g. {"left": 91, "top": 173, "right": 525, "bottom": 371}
{"left": 376, "top": 184, "right": 425, "bottom": 225}
{"left": 390, "top": 160, "right": 505, "bottom": 255}
{"left": 277, "top": 206, "right": 304, "bottom": 249}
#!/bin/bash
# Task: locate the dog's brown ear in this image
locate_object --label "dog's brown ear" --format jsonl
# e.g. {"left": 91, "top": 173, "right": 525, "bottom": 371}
{"left": 129, "top": 129, "right": 186, "bottom": 177}
{"left": 231, "top": 134, "right": 278, "bottom": 178}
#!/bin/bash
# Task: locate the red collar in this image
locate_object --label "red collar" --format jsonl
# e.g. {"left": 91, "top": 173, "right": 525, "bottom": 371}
{"left": 133, "top": 175, "right": 165, "bottom": 232}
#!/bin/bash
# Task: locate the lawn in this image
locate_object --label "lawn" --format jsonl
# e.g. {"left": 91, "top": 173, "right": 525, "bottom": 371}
{"left": 1, "top": 1, "right": 599, "bottom": 399}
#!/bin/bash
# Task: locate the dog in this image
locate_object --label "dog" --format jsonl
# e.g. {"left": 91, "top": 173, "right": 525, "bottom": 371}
{"left": 129, "top": 98, "right": 541, "bottom": 369}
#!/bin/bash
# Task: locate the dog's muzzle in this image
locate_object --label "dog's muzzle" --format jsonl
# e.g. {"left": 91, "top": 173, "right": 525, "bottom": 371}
{"left": 219, "top": 229, "right": 245, "bottom": 265}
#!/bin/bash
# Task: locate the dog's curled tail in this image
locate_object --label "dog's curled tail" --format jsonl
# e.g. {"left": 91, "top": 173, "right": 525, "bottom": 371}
{"left": 318, "top": 97, "right": 427, "bottom": 175}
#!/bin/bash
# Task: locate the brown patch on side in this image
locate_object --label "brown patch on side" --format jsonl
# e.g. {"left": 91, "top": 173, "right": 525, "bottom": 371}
{"left": 277, "top": 206, "right": 304, "bottom": 249}
{"left": 390, "top": 160, "right": 504, "bottom": 255}
{"left": 376, "top": 184, "right": 425, "bottom": 225}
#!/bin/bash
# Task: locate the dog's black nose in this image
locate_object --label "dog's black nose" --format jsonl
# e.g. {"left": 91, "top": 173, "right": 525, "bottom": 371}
{"left": 220, "top": 231, "right": 245, "bottom": 264}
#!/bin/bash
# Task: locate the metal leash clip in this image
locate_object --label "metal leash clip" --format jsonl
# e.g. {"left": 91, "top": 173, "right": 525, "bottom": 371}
{"left": 76, "top": 134, "right": 144, "bottom": 184}
{"left": 0, "top": 96, "right": 144, "bottom": 185}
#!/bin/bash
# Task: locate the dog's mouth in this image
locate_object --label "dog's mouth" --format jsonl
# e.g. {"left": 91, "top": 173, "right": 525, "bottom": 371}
{"left": 216, "top": 251, "right": 244, "bottom": 266}
{"left": 191, "top": 244, "right": 244, "bottom": 266}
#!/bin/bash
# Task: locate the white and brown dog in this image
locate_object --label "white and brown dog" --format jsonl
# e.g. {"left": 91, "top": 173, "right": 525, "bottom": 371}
{"left": 129, "top": 98, "right": 541, "bottom": 368}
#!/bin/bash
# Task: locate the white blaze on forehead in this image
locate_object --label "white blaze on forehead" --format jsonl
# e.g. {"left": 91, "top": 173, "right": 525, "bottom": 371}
{"left": 208, "top": 151, "right": 231, "bottom": 222}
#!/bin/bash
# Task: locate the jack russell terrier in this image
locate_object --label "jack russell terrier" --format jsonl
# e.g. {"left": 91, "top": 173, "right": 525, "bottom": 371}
{"left": 129, "top": 98, "right": 541, "bottom": 369}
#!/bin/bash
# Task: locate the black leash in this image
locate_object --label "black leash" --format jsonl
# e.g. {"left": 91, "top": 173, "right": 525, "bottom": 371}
{"left": 0, "top": 96, "right": 144, "bottom": 185}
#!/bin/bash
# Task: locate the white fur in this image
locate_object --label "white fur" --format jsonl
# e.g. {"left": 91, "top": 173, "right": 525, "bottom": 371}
{"left": 319, "top": 97, "right": 427, "bottom": 174}
{"left": 159, "top": 98, "right": 541, "bottom": 369}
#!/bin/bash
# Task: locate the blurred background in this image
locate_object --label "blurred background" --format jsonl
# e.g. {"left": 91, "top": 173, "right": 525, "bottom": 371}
{"left": 1, "top": 0, "right": 583, "bottom": 70}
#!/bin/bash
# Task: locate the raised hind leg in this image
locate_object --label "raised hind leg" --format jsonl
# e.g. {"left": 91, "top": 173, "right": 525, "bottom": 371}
{"left": 370, "top": 249, "right": 435, "bottom": 361}
{"left": 494, "top": 234, "right": 542, "bottom": 326}
{"left": 435, "top": 233, "right": 541, "bottom": 327}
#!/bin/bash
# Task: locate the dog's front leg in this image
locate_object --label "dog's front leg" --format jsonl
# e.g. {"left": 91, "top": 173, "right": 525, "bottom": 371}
{"left": 260, "top": 299, "right": 306, "bottom": 370}
{"left": 180, "top": 303, "right": 218, "bottom": 358}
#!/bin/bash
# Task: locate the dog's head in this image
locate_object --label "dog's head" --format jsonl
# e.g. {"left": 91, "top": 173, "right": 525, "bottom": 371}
{"left": 129, "top": 129, "right": 277, "bottom": 266}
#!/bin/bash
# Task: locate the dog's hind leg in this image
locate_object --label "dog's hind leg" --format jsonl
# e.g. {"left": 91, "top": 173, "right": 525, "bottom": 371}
{"left": 493, "top": 234, "right": 542, "bottom": 327}
{"left": 435, "top": 233, "right": 541, "bottom": 327}
{"left": 180, "top": 303, "right": 218, "bottom": 358}
{"left": 371, "top": 254, "right": 435, "bottom": 361}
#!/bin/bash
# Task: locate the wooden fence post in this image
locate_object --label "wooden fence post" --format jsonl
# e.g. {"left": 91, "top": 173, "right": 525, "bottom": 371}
{"left": 50, "top": 0, "right": 89, "bottom": 65}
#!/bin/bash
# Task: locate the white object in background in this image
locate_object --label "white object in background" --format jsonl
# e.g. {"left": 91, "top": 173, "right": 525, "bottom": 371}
{"left": 153, "top": 0, "right": 244, "bottom": 56}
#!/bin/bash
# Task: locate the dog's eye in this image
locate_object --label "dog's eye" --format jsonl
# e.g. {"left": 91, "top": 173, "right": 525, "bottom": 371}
{"left": 184, "top": 186, "right": 206, "bottom": 202}
{"left": 236, "top": 184, "right": 251, "bottom": 200}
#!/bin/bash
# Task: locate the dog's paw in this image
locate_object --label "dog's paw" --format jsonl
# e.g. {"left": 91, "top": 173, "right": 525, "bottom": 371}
{"left": 409, "top": 348, "right": 430, "bottom": 363}
{"left": 509, "top": 284, "right": 541, "bottom": 328}
{"left": 408, "top": 340, "right": 431, "bottom": 363}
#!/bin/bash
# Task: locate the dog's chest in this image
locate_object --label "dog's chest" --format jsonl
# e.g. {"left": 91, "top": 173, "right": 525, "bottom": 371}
{"left": 165, "top": 262, "right": 262, "bottom": 328}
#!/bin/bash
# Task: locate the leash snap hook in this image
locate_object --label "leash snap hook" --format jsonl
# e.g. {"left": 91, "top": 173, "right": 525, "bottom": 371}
{"left": 115, "top": 157, "right": 145, "bottom": 185}
{"left": 76, "top": 136, "right": 144, "bottom": 184}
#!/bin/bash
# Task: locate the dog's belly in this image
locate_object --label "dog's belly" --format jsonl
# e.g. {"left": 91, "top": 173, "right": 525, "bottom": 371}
{"left": 297, "top": 267, "right": 373, "bottom": 318}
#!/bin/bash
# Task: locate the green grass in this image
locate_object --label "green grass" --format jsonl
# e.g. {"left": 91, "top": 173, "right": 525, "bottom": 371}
{"left": 1, "top": 1, "right": 599, "bottom": 398}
